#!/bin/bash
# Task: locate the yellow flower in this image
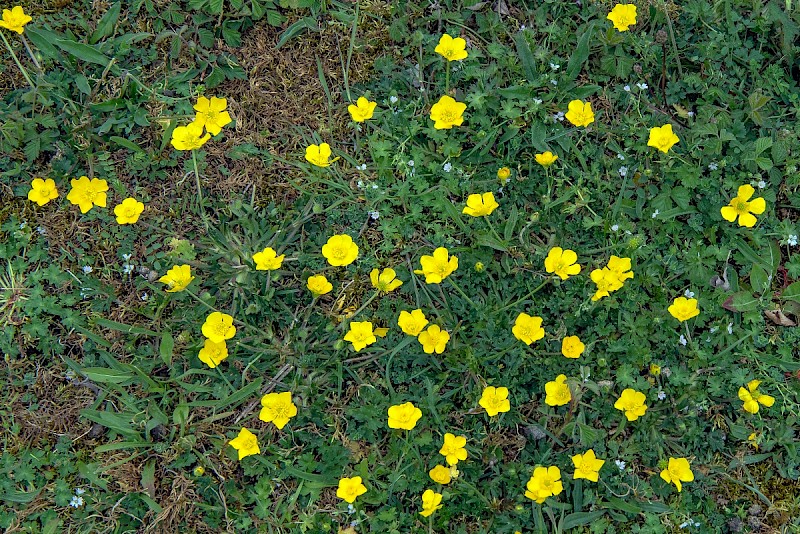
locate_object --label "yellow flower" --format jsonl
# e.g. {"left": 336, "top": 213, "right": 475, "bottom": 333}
{"left": 614, "top": 388, "right": 648, "bottom": 421}
{"left": 66, "top": 176, "right": 108, "bottom": 213}
{"left": 370, "top": 268, "right": 403, "bottom": 293}
{"left": 344, "top": 321, "right": 376, "bottom": 352}
{"left": 544, "top": 247, "right": 581, "bottom": 280}
{"left": 607, "top": 3, "right": 637, "bottom": 32}
{"left": 336, "top": 476, "right": 367, "bottom": 504}
{"left": 419, "top": 489, "right": 443, "bottom": 517}
{"left": 429, "top": 95, "right": 467, "bottom": 129}
{"left": 440, "top": 433, "right": 467, "bottom": 466}
{"left": 747, "top": 432, "right": 759, "bottom": 450}
{"left": 607, "top": 256, "right": 634, "bottom": 283}
{"left": 253, "top": 247, "right": 285, "bottom": 271}
{"left": 659, "top": 457, "right": 694, "bottom": 492}
{"left": 229, "top": 428, "right": 260, "bottom": 460}
{"left": 572, "top": 450, "right": 605, "bottom": 482}
{"left": 650, "top": 363, "right": 661, "bottom": 376}
{"left": 497, "top": 167, "right": 511, "bottom": 182}
{"left": 647, "top": 124, "right": 680, "bottom": 153}
{"left": 565, "top": 100, "right": 595, "bottom": 127}
{"left": 738, "top": 380, "right": 775, "bottom": 414}
{"left": 201, "top": 311, "right": 236, "bottom": 343}
{"left": 305, "top": 142, "right": 337, "bottom": 167}
{"left": 435, "top": 33, "right": 468, "bottom": 61}
{"left": 535, "top": 151, "right": 559, "bottom": 167}
{"left": 387, "top": 401, "right": 422, "bottom": 430}
{"left": 348, "top": 96, "right": 377, "bottom": 122}
{"left": 0, "top": 6, "right": 32, "bottom": 34}
{"left": 668, "top": 296, "right": 699, "bottom": 322}
{"left": 397, "top": 309, "right": 429, "bottom": 336}
{"left": 561, "top": 336, "right": 585, "bottom": 359}
{"left": 545, "top": 374, "right": 571, "bottom": 407}
{"left": 415, "top": 247, "right": 458, "bottom": 284}
{"left": 259, "top": 391, "right": 298, "bottom": 430}
{"left": 113, "top": 197, "right": 145, "bottom": 225}
{"left": 524, "top": 466, "right": 563, "bottom": 504}
{"left": 27, "top": 178, "right": 58, "bottom": 206}
{"left": 193, "top": 96, "right": 232, "bottom": 136}
{"left": 158, "top": 264, "right": 194, "bottom": 292}
{"left": 462, "top": 192, "right": 499, "bottom": 217}
{"left": 418, "top": 325, "right": 450, "bottom": 354}
{"left": 429, "top": 465, "right": 452, "bottom": 485}
{"left": 720, "top": 184, "right": 766, "bottom": 228}
{"left": 197, "top": 339, "right": 228, "bottom": 368}
{"left": 307, "top": 274, "right": 333, "bottom": 297}
{"left": 512, "top": 313, "right": 545, "bottom": 345}
{"left": 170, "top": 121, "right": 211, "bottom": 151}
{"left": 479, "top": 386, "right": 510, "bottom": 417}
{"left": 590, "top": 267, "right": 624, "bottom": 301}
{"left": 322, "top": 234, "right": 359, "bottom": 267}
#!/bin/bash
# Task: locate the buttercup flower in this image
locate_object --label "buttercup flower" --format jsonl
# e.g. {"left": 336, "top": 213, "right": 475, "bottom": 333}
{"left": 497, "top": 167, "right": 511, "bottom": 181}
{"left": 607, "top": 4, "right": 637, "bottom": 32}
{"left": 429, "top": 465, "right": 452, "bottom": 485}
{"left": 512, "top": 313, "right": 545, "bottom": 345}
{"left": 419, "top": 489, "right": 443, "bottom": 517}
{"left": 440, "top": 433, "right": 468, "bottom": 466}
{"left": 305, "top": 143, "right": 336, "bottom": 167}
{"left": 462, "top": 192, "right": 499, "bottom": 217}
{"left": 337, "top": 476, "right": 367, "bottom": 503}
{"left": 590, "top": 268, "right": 624, "bottom": 301}
{"left": 738, "top": 380, "right": 775, "bottom": 414}
{"left": 415, "top": 247, "right": 458, "bottom": 284}
{"left": 193, "top": 96, "right": 232, "bottom": 136}
{"left": 524, "top": 466, "right": 563, "bottom": 504}
{"left": 614, "top": 388, "right": 648, "bottom": 421}
{"left": 720, "top": 185, "right": 766, "bottom": 228}
{"left": 479, "top": 386, "right": 511, "bottom": 417}
{"left": 253, "top": 247, "right": 285, "bottom": 271}
{"left": 545, "top": 374, "right": 571, "bottom": 407}
{"left": 158, "top": 265, "right": 194, "bottom": 292}
{"left": 322, "top": 234, "right": 359, "bottom": 266}
{"left": 0, "top": 6, "right": 32, "bottom": 34}
{"left": 344, "top": 321, "right": 376, "bottom": 352}
{"left": 430, "top": 95, "right": 467, "bottom": 129}
{"left": 387, "top": 401, "right": 422, "bottom": 430}
{"left": 201, "top": 312, "right": 236, "bottom": 343}
{"left": 607, "top": 256, "right": 634, "bottom": 283}
{"left": 561, "top": 336, "right": 585, "bottom": 358}
{"left": 668, "top": 297, "right": 700, "bottom": 322}
{"left": 544, "top": 247, "right": 581, "bottom": 280}
{"left": 371, "top": 268, "right": 403, "bottom": 293}
{"left": 647, "top": 124, "right": 680, "bottom": 153}
{"left": 418, "top": 325, "right": 450, "bottom": 354}
{"left": 398, "top": 309, "right": 429, "bottom": 336}
{"left": 535, "top": 152, "right": 559, "bottom": 167}
{"left": 659, "top": 457, "right": 694, "bottom": 492}
{"left": 27, "top": 178, "right": 58, "bottom": 206}
{"left": 435, "top": 33, "right": 468, "bottom": 61}
{"left": 572, "top": 450, "right": 605, "bottom": 482}
{"left": 259, "top": 391, "right": 298, "bottom": 430}
{"left": 198, "top": 339, "right": 228, "bottom": 368}
{"left": 565, "top": 100, "right": 595, "bottom": 127}
{"left": 170, "top": 121, "right": 211, "bottom": 151}
{"left": 229, "top": 428, "right": 260, "bottom": 460}
{"left": 114, "top": 198, "right": 145, "bottom": 225}
{"left": 348, "top": 96, "right": 377, "bottom": 122}
{"left": 747, "top": 432, "right": 759, "bottom": 450}
{"left": 307, "top": 274, "right": 333, "bottom": 296}
{"left": 67, "top": 176, "right": 108, "bottom": 213}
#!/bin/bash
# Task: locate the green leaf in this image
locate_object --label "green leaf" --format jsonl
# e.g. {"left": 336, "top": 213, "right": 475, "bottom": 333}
{"left": 109, "top": 135, "right": 145, "bottom": 153}
{"left": 513, "top": 32, "right": 536, "bottom": 83}
{"left": 566, "top": 22, "right": 594, "bottom": 81}
{"left": 604, "top": 497, "right": 642, "bottom": 514}
{"left": 749, "top": 264, "right": 770, "bottom": 295}
{"left": 80, "top": 367, "right": 136, "bottom": 384}
{"left": 24, "top": 28, "right": 61, "bottom": 61}
{"left": 89, "top": 2, "right": 121, "bottom": 44}
{"left": 781, "top": 281, "right": 800, "bottom": 302}
{"left": 276, "top": 17, "right": 318, "bottom": 49}
{"left": 141, "top": 460, "right": 157, "bottom": 498}
{"left": 53, "top": 38, "right": 112, "bottom": 67}
{"left": 562, "top": 511, "right": 606, "bottom": 529}
{"left": 209, "top": 0, "right": 224, "bottom": 13}
{"left": 93, "top": 317, "right": 159, "bottom": 336}
{"left": 729, "top": 291, "right": 760, "bottom": 312}
{"left": 159, "top": 331, "right": 174, "bottom": 365}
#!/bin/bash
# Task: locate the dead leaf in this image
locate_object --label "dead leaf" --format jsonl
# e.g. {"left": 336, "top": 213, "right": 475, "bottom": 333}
{"left": 764, "top": 309, "right": 796, "bottom": 327}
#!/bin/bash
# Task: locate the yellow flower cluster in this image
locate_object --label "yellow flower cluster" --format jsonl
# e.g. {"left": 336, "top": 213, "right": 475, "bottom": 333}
{"left": 170, "top": 96, "right": 232, "bottom": 151}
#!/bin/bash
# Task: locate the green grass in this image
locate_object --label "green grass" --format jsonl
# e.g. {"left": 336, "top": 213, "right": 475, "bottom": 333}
{"left": 2, "top": 0, "right": 800, "bottom": 532}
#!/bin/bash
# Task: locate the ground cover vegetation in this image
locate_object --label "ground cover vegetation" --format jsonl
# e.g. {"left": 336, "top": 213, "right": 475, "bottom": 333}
{"left": 2, "top": 0, "right": 800, "bottom": 532}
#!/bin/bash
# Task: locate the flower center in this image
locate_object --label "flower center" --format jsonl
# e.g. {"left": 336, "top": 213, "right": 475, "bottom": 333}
{"left": 333, "top": 246, "right": 348, "bottom": 259}
{"left": 734, "top": 200, "right": 748, "bottom": 214}
{"left": 440, "top": 109, "right": 457, "bottom": 123}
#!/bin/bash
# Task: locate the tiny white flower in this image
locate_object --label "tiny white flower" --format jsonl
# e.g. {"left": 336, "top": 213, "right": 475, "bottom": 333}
{"left": 122, "top": 253, "right": 132, "bottom": 261}
{"left": 658, "top": 391, "right": 666, "bottom": 400}
{"left": 618, "top": 166, "right": 628, "bottom": 177}
{"left": 549, "top": 62, "right": 560, "bottom": 70}
{"left": 708, "top": 162, "right": 718, "bottom": 170}
{"left": 709, "top": 326, "right": 718, "bottom": 333}
{"left": 679, "top": 521, "right": 690, "bottom": 529}
{"left": 623, "top": 85, "right": 631, "bottom": 92}
{"left": 687, "top": 111, "right": 695, "bottom": 117}
{"left": 788, "top": 235, "right": 798, "bottom": 247}
{"left": 36, "top": 226, "right": 46, "bottom": 235}
{"left": 617, "top": 153, "right": 625, "bottom": 160}
{"left": 679, "top": 334, "right": 687, "bottom": 346}
{"left": 407, "top": 160, "right": 415, "bottom": 167}
{"left": 69, "top": 495, "right": 84, "bottom": 508}
{"left": 552, "top": 111, "right": 565, "bottom": 123}
{"left": 141, "top": 293, "right": 149, "bottom": 301}
{"left": 371, "top": 184, "right": 379, "bottom": 190}
{"left": 757, "top": 180, "right": 767, "bottom": 189}
{"left": 727, "top": 322, "right": 733, "bottom": 334}
{"left": 389, "top": 95, "right": 398, "bottom": 104}
{"left": 684, "top": 289, "right": 695, "bottom": 298}
{"left": 443, "top": 162, "right": 452, "bottom": 172}
{"left": 82, "top": 266, "right": 93, "bottom": 274}
{"left": 497, "top": 187, "right": 504, "bottom": 195}
{"left": 550, "top": 79, "right": 558, "bottom": 86}
{"left": 519, "top": 24, "right": 527, "bottom": 31}
{"left": 651, "top": 209, "right": 659, "bottom": 219}
{"left": 637, "top": 82, "right": 648, "bottom": 90}
{"left": 611, "top": 224, "right": 619, "bottom": 232}
{"left": 19, "top": 222, "right": 27, "bottom": 229}
{"left": 123, "top": 264, "right": 134, "bottom": 274}
{"left": 347, "top": 504, "right": 355, "bottom": 514}
{"left": 357, "top": 180, "right": 364, "bottom": 189}
{"left": 74, "top": 488, "right": 86, "bottom": 495}
{"left": 368, "top": 210, "right": 380, "bottom": 220}
{"left": 615, "top": 460, "right": 626, "bottom": 471}
{"left": 532, "top": 98, "right": 542, "bottom": 105}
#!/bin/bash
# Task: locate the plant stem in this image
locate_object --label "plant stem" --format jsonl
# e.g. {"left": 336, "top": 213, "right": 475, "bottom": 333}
{"left": 445, "top": 61, "right": 450, "bottom": 94}
{"left": 215, "top": 365, "right": 236, "bottom": 393}
{"left": 19, "top": 35, "right": 42, "bottom": 73}
{"left": 192, "top": 150, "right": 203, "bottom": 203}
{"left": 0, "top": 32, "right": 35, "bottom": 90}
{"left": 447, "top": 277, "right": 477, "bottom": 309}
{"left": 484, "top": 217, "right": 506, "bottom": 247}
{"left": 346, "top": 290, "right": 380, "bottom": 323}
{"left": 498, "top": 278, "right": 551, "bottom": 312}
